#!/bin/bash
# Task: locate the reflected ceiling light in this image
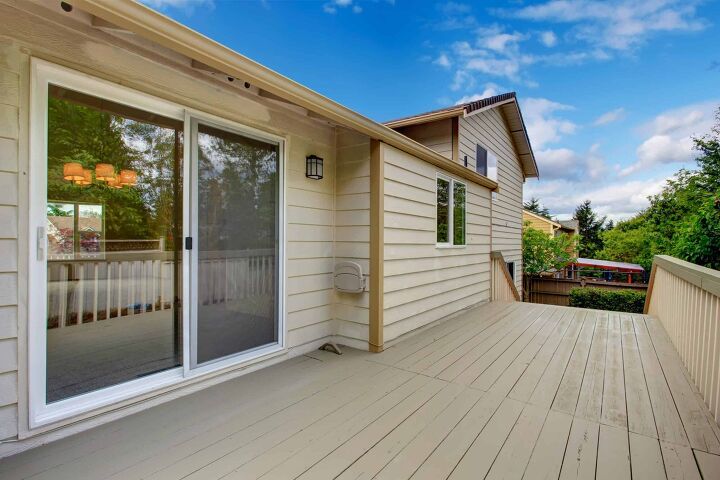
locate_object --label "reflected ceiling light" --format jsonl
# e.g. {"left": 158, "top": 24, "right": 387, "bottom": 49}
{"left": 106, "top": 176, "right": 122, "bottom": 189}
{"left": 305, "top": 155, "right": 323, "bottom": 180}
{"left": 75, "top": 168, "right": 92, "bottom": 186}
{"left": 63, "top": 162, "right": 84, "bottom": 181}
{"left": 119, "top": 169, "right": 137, "bottom": 186}
{"left": 95, "top": 163, "right": 115, "bottom": 181}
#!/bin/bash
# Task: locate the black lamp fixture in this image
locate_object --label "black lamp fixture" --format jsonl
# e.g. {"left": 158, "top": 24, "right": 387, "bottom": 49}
{"left": 306, "top": 154, "right": 323, "bottom": 180}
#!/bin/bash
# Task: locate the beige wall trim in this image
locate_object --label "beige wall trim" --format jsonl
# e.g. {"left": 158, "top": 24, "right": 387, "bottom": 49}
{"left": 369, "top": 140, "right": 384, "bottom": 352}
{"left": 384, "top": 108, "right": 463, "bottom": 129}
{"left": 651, "top": 255, "right": 720, "bottom": 298}
{"left": 71, "top": 0, "right": 497, "bottom": 191}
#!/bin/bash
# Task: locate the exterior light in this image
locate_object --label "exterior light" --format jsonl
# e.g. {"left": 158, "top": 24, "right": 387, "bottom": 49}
{"left": 305, "top": 155, "right": 323, "bottom": 180}
{"left": 95, "top": 163, "right": 115, "bottom": 181}
{"left": 119, "top": 169, "right": 137, "bottom": 186}
{"left": 63, "top": 162, "right": 84, "bottom": 181}
{"left": 75, "top": 168, "right": 92, "bottom": 186}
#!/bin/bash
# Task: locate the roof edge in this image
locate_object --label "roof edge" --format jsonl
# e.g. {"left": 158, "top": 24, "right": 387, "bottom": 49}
{"left": 71, "top": 0, "right": 499, "bottom": 191}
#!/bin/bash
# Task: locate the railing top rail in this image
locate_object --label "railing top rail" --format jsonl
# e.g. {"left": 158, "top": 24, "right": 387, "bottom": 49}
{"left": 654, "top": 255, "right": 720, "bottom": 297}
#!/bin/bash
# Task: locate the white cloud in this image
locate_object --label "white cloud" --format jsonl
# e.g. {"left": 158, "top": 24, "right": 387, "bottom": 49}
{"left": 521, "top": 98, "right": 577, "bottom": 149}
{"left": 455, "top": 83, "right": 501, "bottom": 104}
{"left": 619, "top": 101, "right": 717, "bottom": 176}
{"left": 323, "top": 0, "right": 362, "bottom": 14}
{"left": 535, "top": 143, "right": 605, "bottom": 181}
{"left": 593, "top": 107, "right": 625, "bottom": 126}
{"left": 524, "top": 176, "right": 667, "bottom": 221}
{"left": 539, "top": 30, "right": 558, "bottom": 47}
{"left": 508, "top": 0, "right": 706, "bottom": 51}
{"left": 434, "top": 53, "right": 452, "bottom": 69}
{"left": 142, "top": 0, "right": 213, "bottom": 12}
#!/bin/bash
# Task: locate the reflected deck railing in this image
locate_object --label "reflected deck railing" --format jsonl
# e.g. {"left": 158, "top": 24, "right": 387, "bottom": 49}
{"left": 47, "top": 248, "right": 275, "bottom": 328}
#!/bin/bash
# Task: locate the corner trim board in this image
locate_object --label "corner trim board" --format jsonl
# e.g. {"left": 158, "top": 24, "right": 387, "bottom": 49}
{"left": 369, "top": 140, "right": 384, "bottom": 352}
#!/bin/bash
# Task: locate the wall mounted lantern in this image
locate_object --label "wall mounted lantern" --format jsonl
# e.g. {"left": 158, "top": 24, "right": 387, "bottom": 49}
{"left": 305, "top": 155, "right": 323, "bottom": 180}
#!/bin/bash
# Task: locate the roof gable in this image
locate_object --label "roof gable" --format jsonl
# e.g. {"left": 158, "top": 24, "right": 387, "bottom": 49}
{"left": 385, "top": 93, "right": 538, "bottom": 179}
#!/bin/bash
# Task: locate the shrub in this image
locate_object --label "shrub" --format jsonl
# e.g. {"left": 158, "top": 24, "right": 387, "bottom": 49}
{"left": 568, "top": 287, "right": 646, "bottom": 313}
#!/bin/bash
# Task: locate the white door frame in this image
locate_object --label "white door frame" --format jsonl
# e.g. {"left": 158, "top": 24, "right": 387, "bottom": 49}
{"left": 28, "top": 58, "right": 286, "bottom": 429}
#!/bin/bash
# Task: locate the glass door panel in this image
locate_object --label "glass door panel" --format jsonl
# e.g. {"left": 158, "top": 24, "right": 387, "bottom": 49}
{"left": 45, "top": 85, "right": 183, "bottom": 403}
{"left": 193, "top": 121, "right": 279, "bottom": 366}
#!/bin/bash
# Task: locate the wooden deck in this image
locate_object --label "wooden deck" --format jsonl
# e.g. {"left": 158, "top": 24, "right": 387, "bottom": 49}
{"left": 2, "top": 302, "right": 720, "bottom": 479}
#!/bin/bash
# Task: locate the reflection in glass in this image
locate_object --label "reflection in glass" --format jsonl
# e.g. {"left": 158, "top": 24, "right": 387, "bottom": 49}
{"left": 195, "top": 123, "right": 279, "bottom": 365}
{"left": 45, "top": 85, "right": 183, "bottom": 403}
{"left": 453, "top": 182, "right": 466, "bottom": 246}
{"left": 436, "top": 178, "right": 449, "bottom": 243}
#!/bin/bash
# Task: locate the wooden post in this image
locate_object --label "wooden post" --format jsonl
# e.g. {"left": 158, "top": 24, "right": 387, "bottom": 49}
{"left": 369, "top": 140, "right": 384, "bottom": 352}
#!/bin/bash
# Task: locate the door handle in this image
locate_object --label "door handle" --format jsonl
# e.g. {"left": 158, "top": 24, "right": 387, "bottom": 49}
{"left": 37, "top": 226, "right": 45, "bottom": 261}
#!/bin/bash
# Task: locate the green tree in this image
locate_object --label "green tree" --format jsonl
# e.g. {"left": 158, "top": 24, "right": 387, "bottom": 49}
{"left": 523, "top": 197, "right": 551, "bottom": 218}
{"left": 522, "top": 224, "right": 577, "bottom": 275}
{"left": 573, "top": 200, "right": 606, "bottom": 258}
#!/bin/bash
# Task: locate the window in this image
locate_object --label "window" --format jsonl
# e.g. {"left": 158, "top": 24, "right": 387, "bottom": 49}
{"left": 436, "top": 175, "right": 466, "bottom": 247}
{"left": 476, "top": 144, "right": 498, "bottom": 182}
{"left": 506, "top": 261, "right": 515, "bottom": 281}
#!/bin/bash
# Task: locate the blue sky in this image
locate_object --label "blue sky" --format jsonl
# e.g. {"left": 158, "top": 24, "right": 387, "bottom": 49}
{"left": 145, "top": 0, "right": 719, "bottom": 220}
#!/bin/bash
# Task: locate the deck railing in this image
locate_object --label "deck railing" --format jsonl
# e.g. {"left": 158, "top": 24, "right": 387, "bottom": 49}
{"left": 47, "top": 248, "right": 275, "bottom": 328}
{"left": 490, "top": 251, "right": 520, "bottom": 302}
{"left": 644, "top": 255, "right": 720, "bottom": 423}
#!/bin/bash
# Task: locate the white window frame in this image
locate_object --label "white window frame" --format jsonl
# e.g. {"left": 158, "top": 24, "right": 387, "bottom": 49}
{"left": 29, "top": 59, "right": 286, "bottom": 428}
{"left": 436, "top": 173, "right": 466, "bottom": 248}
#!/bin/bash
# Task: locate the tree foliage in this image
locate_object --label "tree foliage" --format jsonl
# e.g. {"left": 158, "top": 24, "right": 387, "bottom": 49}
{"left": 523, "top": 197, "right": 551, "bottom": 218}
{"left": 522, "top": 224, "right": 577, "bottom": 275}
{"left": 596, "top": 108, "right": 720, "bottom": 270}
{"left": 573, "top": 200, "right": 606, "bottom": 258}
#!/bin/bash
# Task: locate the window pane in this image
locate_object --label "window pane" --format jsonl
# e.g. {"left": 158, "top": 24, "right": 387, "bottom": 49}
{"left": 196, "top": 123, "right": 279, "bottom": 365}
{"left": 436, "top": 178, "right": 449, "bottom": 243}
{"left": 476, "top": 145, "right": 488, "bottom": 176}
{"left": 487, "top": 151, "right": 498, "bottom": 181}
{"left": 453, "top": 182, "right": 466, "bottom": 245}
{"left": 46, "top": 85, "right": 183, "bottom": 403}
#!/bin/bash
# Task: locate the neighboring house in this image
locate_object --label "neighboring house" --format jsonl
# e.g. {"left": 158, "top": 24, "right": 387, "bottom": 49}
{"left": 385, "top": 97, "right": 539, "bottom": 296}
{"left": 0, "top": 0, "right": 536, "bottom": 454}
{"left": 522, "top": 210, "right": 579, "bottom": 255}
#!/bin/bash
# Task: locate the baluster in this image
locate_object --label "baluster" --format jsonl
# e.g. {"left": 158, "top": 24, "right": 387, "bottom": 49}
{"left": 117, "top": 261, "right": 123, "bottom": 318}
{"left": 92, "top": 262, "right": 99, "bottom": 322}
{"left": 77, "top": 263, "right": 85, "bottom": 324}
{"left": 105, "top": 261, "right": 111, "bottom": 321}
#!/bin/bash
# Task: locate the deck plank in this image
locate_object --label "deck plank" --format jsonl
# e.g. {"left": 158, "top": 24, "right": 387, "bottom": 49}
{"left": 3, "top": 302, "right": 719, "bottom": 480}
{"left": 600, "top": 312, "right": 628, "bottom": 429}
{"left": 559, "top": 417, "right": 600, "bottom": 480}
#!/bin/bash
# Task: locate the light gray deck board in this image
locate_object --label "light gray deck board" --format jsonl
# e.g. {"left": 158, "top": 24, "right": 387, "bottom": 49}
{"left": 1, "top": 302, "right": 716, "bottom": 480}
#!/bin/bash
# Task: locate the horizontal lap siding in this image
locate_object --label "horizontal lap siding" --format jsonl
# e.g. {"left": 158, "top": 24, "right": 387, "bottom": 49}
{"left": 395, "top": 119, "right": 453, "bottom": 160}
{"left": 382, "top": 145, "right": 491, "bottom": 343}
{"left": 459, "top": 110, "right": 523, "bottom": 294}
{"left": 1, "top": 4, "right": 345, "bottom": 448}
{"left": 0, "top": 40, "right": 20, "bottom": 441}
{"left": 334, "top": 129, "right": 370, "bottom": 348}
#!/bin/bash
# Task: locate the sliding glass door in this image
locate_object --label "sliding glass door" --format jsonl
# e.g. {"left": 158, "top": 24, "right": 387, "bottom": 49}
{"left": 191, "top": 120, "right": 280, "bottom": 367}
{"left": 30, "top": 61, "right": 283, "bottom": 426}
{"left": 44, "top": 85, "right": 184, "bottom": 404}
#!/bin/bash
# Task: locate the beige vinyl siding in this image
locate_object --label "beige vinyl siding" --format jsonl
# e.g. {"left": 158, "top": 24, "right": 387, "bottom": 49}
{"left": 0, "top": 4, "right": 344, "bottom": 445}
{"left": 395, "top": 119, "right": 453, "bottom": 160}
{"left": 459, "top": 109, "right": 524, "bottom": 294}
{"left": 382, "top": 144, "right": 491, "bottom": 343}
{"left": 522, "top": 211, "right": 557, "bottom": 235}
{"left": 333, "top": 128, "right": 370, "bottom": 348}
{"left": 0, "top": 40, "right": 19, "bottom": 441}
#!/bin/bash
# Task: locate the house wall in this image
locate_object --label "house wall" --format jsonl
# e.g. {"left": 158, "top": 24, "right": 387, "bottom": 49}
{"left": 394, "top": 119, "right": 453, "bottom": 160}
{"left": 382, "top": 144, "right": 492, "bottom": 344}
{"left": 0, "top": 1, "right": 354, "bottom": 450}
{"left": 522, "top": 211, "right": 557, "bottom": 235}
{"left": 459, "top": 109, "right": 524, "bottom": 294}
{"left": 334, "top": 128, "right": 370, "bottom": 348}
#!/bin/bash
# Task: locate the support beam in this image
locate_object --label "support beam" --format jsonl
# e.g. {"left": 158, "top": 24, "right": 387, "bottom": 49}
{"left": 369, "top": 140, "right": 384, "bottom": 352}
